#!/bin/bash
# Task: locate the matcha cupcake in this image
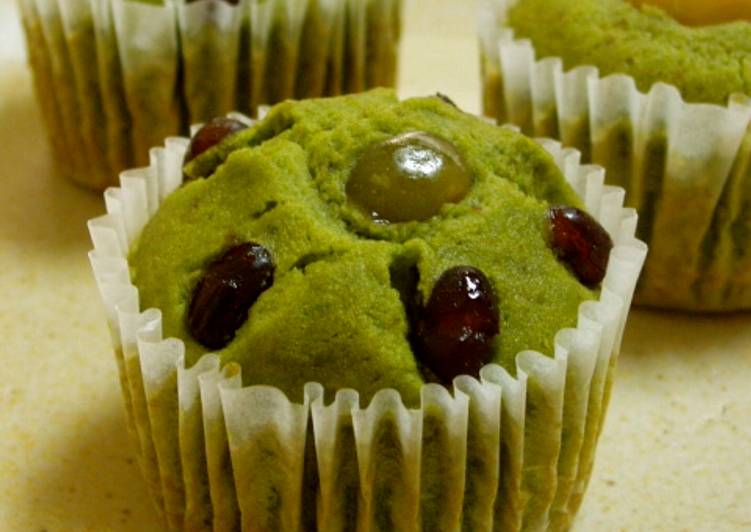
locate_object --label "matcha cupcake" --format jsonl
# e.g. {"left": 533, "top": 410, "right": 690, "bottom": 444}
{"left": 17, "top": 0, "right": 401, "bottom": 191}
{"left": 88, "top": 91, "right": 645, "bottom": 530}
{"left": 480, "top": 0, "right": 751, "bottom": 311}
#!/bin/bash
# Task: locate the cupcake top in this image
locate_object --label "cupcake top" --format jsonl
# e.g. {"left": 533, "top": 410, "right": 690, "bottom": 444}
{"left": 507, "top": 0, "right": 751, "bottom": 105}
{"left": 130, "top": 89, "right": 609, "bottom": 405}
{"left": 631, "top": 0, "right": 751, "bottom": 26}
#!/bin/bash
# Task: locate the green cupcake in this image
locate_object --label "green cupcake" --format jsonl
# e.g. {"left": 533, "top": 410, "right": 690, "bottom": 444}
{"left": 480, "top": 0, "right": 751, "bottom": 311}
{"left": 18, "top": 0, "right": 402, "bottom": 190}
{"left": 89, "top": 90, "right": 645, "bottom": 530}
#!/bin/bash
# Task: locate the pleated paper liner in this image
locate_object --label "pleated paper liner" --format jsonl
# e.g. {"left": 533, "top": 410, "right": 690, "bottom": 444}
{"left": 87, "top": 109, "right": 645, "bottom": 531}
{"left": 479, "top": 0, "right": 751, "bottom": 312}
{"left": 17, "top": 0, "right": 401, "bottom": 190}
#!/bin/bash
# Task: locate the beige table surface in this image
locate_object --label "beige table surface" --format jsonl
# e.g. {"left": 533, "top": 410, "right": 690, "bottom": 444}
{"left": 1, "top": 0, "right": 749, "bottom": 530}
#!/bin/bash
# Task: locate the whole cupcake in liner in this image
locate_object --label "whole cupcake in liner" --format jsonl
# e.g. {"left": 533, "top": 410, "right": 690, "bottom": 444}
{"left": 17, "top": 0, "right": 401, "bottom": 191}
{"left": 88, "top": 93, "right": 645, "bottom": 531}
{"left": 479, "top": 0, "right": 751, "bottom": 312}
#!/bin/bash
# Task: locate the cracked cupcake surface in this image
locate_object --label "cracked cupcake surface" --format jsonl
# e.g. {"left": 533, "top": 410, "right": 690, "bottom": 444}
{"left": 130, "top": 89, "right": 600, "bottom": 405}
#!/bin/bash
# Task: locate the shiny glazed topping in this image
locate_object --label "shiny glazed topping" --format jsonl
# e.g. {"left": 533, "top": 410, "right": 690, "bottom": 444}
{"left": 547, "top": 206, "right": 613, "bottom": 288}
{"left": 188, "top": 243, "right": 275, "bottom": 349}
{"left": 184, "top": 117, "right": 248, "bottom": 165}
{"left": 346, "top": 132, "right": 473, "bottom": 223}
{"left": 414, "top": 266, "right": 500, "bottom": 383}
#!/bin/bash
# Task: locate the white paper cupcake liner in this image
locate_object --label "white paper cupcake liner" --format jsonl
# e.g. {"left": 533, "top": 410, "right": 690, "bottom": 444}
{"left": 87, "top": 109, "right": 645, "bottom": 531}
{"left": 479, "top": 0, "right": 751, "bottom": 312}
{"left": 17, "top": 0, "right": 401, "bottom": 190}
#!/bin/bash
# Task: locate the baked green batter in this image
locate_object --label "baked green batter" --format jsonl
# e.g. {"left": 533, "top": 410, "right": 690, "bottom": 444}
{"left": 131, "top": 90, "right": 594, "bottom": 404}
{"left": 508, "top": 0, "right": 751, "bottom": 105}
